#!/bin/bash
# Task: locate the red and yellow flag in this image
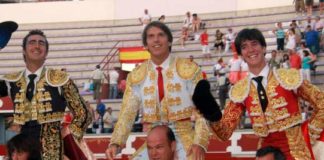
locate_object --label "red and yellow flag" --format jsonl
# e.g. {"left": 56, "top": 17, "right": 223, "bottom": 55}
{"left": 119, "top": 47, "right": 150, "bottom": 63}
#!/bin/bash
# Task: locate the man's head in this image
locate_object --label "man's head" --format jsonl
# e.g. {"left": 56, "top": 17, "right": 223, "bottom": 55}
{"left": 142, "top": 21, "right": 173, "bottom": 64}
{"left": 234, "top": 28, "right": 267, "bottom": 73}
{"left": 147, "top": 125, "right": 176, "bottom": 160}
{"left": 107, "top": 107, "right": 112, "bottom": 114}
{"left": 144, "top": 9, "right": 148, "bottom": 14}
{"left": 7, "top": 134, "right": 41, "bottom": 160}
{"left": 22, "top": 30, "right": 49, "bottom": 65}
{"left": 256, "top": 146, "right": 286, "bottom": 160}
{"left": 271, "top": 50, "right": 277, "bottom": 58}
{"left": 96, "top": 65, "right": 100, "bottom": 69}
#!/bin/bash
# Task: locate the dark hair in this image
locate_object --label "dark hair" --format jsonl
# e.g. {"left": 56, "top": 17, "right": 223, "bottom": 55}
{"left": 142, "top": 21, "right": 173, "bottom": 51}
{"left": 22, "top": 29, "right": 49, "bottom": 52}
{"left": 303, "top": 50, "right": 310, "bottom": 57}
{"left": 96, "top": 65, "right": 100, "bottom": 69}
{"left": 234, "top": 28, "right": 267, "bottom": 55}
{"left": 7, "top": 134, "right": 41, "bottom": 160}
{"left": 256, "top": 146, "right": 286, "bottom": 160}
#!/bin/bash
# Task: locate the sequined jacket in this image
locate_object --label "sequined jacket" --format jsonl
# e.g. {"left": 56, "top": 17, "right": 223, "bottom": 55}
{"left": 210, "top": 68, "right": 324, "bottom": 159}
{"left": 0, "top": 68, "right": 92, "bottom": 160}
{"left": 110, "top": 55, "right": 210, "bottom": 153}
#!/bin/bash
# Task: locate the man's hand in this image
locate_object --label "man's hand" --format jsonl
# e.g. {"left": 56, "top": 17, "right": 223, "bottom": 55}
{"left": 192, "top": 80, "right": 222, "bottom": 122}
{"left": 187, "top": 144, "right": 205, "bottom": 160}
{"left": 105, "top": 144, "right": 120, "bottom": 160}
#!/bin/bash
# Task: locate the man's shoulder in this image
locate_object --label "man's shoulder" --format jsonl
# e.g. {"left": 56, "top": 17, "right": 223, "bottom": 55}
{"left": 175, "top": 57, "right": 199, "bottom": 80}
{"left": 273, "top": 68, "right": 303, "bottom": 90}
{"left": 1, "top": 71, "right": 24, "bottom": 82}
{"left": 128, "top": 61, "right": 148, "bottom": 85}
{"left": 45, "top": 68, "right": 70, "bottom": 87}
{"left": 229, "top": 77, "right": 250, "bottom": 103}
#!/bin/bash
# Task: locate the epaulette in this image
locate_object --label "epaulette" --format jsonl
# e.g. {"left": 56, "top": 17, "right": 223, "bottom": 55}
{"left": 229, "top": 77, "right": 250, "bottom": 103}
{"left": 45, "top": 68, "right": 69, "bottom": 87}
{"left": 129, "top": 61, "right": 148, "bottom": 85}
{"left": 176, "top": 58, "right": 199, "bottom": 80}
{"left": 273, "top": 68, "right": 303, "bottom": 90}
{"left": 1, "top": 71, "right": 23, "bottom": 82}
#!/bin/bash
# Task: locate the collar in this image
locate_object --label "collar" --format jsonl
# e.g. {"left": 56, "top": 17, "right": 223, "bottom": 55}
{"left": 151, "top": 54, "right": 171, "bottom": 70}
{"left": 249, "top": 65, "right": 270, "bottom": 79}
{"left": 25, "top": 66, "right": 44, "bottom": 81}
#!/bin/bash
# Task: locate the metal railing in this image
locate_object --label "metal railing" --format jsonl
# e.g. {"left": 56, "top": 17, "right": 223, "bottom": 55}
{"left": 99, "top": 41, "right": 120, "bottom": 80}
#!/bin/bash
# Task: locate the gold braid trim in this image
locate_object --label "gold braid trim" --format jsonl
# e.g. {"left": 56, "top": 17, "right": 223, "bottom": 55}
{"left": 176, "top": 58, "right": 199, "bottom": 80}
{"left": 273, "top": 68, "right": 303, "bottom": 90}
{"left": 286, "top": 126, "right": 312, "bottom": 159}
{"left": 110, "top": 75, "right": 140, "bottom": 146}
{"left": 46, "top": 68, "right": 69, "bottom": 87}
{"left": 193, "top": 110, "right": 210, "bottom": 151}
{"left": 41, "top": 121, "right": 63, "bottom": 160}
{"left": 62, "top": 79, "right": 91, "bottom": 141}
{"left": 229, "top": 78, "right": 250, "bottom": 103}
{"left": 297, "top": 80, "right": 324, "bottom": 144}
{"left": 1, "top": 71, "right": 23, "bottom": 82}
{"left": 129, "top": 61, "right": 148, "bottom": 85}
{"left": 210, "top": 101, "right": 243, "bottom": 141}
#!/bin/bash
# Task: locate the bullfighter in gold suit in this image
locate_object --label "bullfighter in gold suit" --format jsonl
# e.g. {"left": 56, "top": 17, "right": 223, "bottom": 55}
{"left": 106, "top": 22, "right": 215, "bottom": 160}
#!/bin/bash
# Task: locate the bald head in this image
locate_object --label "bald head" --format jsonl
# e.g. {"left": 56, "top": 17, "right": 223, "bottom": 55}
{"left": 147, "top": 125, "right": 176, "bottom": 160}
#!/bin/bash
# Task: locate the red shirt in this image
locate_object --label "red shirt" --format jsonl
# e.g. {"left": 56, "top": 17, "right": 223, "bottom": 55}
{"left": 290, "top": 53, "right": 301, "bottom": 69}
{"left": 200, "top": 33, "right": 208, "bottom": 45}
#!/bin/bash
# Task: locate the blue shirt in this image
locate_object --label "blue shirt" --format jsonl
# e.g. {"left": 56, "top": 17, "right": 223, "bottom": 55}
{"left": 276, "top": 29, "right": 285, "bottom": 39}
{"left": 302, "top": 57, "right": 311, "bottom": 69}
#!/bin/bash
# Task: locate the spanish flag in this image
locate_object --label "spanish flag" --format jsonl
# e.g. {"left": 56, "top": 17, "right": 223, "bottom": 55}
{"left": 119, "top": 46, "right": 151, "bottom": 63}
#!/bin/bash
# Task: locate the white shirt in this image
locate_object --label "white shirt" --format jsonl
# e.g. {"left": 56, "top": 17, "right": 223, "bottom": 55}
{"left": 25, "top": 66, "right": 44, "bottom": 94}
{"left": 249, "top": 65, "right": 270, "bottom": 88}
{"left": 228, "top": 58, "right": 242, "bottom": 71}
{"left": 109, "top": 70, "right": 119, "bottom": 84}
{"left": 92, "top": 69, "right": 104, "bottom": 80}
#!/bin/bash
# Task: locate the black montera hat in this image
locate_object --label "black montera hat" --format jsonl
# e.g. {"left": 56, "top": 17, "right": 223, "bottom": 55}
{"left": 0, "top": 21, "right": 18, "bottom": 49}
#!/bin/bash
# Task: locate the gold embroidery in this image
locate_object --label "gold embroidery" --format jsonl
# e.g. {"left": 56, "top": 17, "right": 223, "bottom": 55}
{"left": 286, "top": 126, "right": 312, "bottom": 159}
{"left": 229, "top": 78, "right": 250, "bottom": 103}
{"left": 41, "top": 121, "right": 62, "bottom": 159}
{"left": 166, "top": 69, "right": 174, "bottom": 79}
{"left": 168, "top": 107, "right": 193, "bottom": 121}
{"left": 249, "top": 105, "right": 262, "bottom": 116}
{"left": 2, "top": 71, "right": 23, "bottom": 82}
{"left": 46, "top": 68, "right": 69, "bottom": 87}
{"left": 144, "top": 86, "right": 155, "bottom": 95}
{"left": 130, "top": 61, "right": 148, "bottom": 85}
{"left": 167, "top": 97, "right": 181, "bottom": 106}
{"left": 142, "top": 113, "right": 160, "bottom": 123}
{"left": 144, "top": 99, "right": 156, "bottom": 108}
{"left": 270, "top": 97, "right": 288, "bottom": 109}
{"left": 149, "top": 71, "right": 155, "bottom": 81}
{"left": 176, "top": 58, "right": 199, "bottom": 80}
{"left": 273, "top": 68, "right": 302, "bottom": 90}
{"left": 167, "top": 83, "right": 181, "bottom": 93}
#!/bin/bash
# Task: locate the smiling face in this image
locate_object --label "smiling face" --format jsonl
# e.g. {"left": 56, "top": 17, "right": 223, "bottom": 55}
{"left": 145, "top": 26, "right": 170, "bottom": 65}
{"left": 23, "top": 34, "right": 48, "bottom": 66}
{"left": 240, "top": 39, "right": 267, "bottom": 74}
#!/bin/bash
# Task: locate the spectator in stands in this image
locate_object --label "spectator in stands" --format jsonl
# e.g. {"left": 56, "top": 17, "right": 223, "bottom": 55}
{"left": 96, "top": 98, "right": 106, "bottom": 117}
{"left": 0, "top": 29, "right": 91, "bottom": 159}
{"left": 5, "top": 117, "right": 20, "bottom": 143}
{"left": 214, "top": 29, "right": 224, "bottom": 54}
{"left": 216, "top": 69, "right": 229, "bottom": 110}
{"left": 268, "top": 50, "right": 280, "bottom": 69}
{"left": 294, "top": 0, "right": 305, "bottom": 16}
{"left": 103, "top": 107, "right": 116, "bottom": 133}
{"left": 117, "top": 79, "right": 126, "bottom": 98}
{"left": 106, "top": 21, "right": 209, "bottom": 160}
{"left": 179, "top": 26, "right": 189, "bottom": 49}
{"left": 7, "top": 134, "right": 42, "bottom": 160}
{"left": 281, "top": 53, "right": 290, "bottom": 68}
{"left": 85, "top": 100, "right": 95, "bottom": 134}
{"left": 139, "top": 9, "right": 151, "bottom": 29}
{"left": 200, "top": 65, "right": 207, "bottom": 79}
{"left": 183, "top": 11, "right": 192, "bottom": 29}
{"left": 192, "top": 13, "right": 201, "bottom": 33}
{"left": 256, "top": 146, "right": 286, "bottom": 160}
{"left": 288, "top": 49, "right": 301, "bottom": 69}
{"left": 213, "top": 58, "right": 226, "bottom": 77}
{"left": 304, "top": 16, "right": 315, "bottom": 32}
{"left": 314, "top": 16, "right": 324, "bottom": 32}
{"left": 200, "top": 28, "right": 210, "bottom": 54}
{"left": 189, "top": 55, "right": 194, "bottom": 62}
{"left": 273, "top": 22, "right": 285, "bottom": 52}
{"left": 305, "top": 25, "right": 320, "bottom": 55}
{"left": 305, "top": 0, "right": 314, "bottom": 16}
{"left": 224, "top": 28, "right": 236, "bottom": 53}
{"left": 290, "top": 20, "right": 302, "bottom": 46}
{"left": 227, "top": 51, "right": 242, "bottom": 84}
{"left": 146, "top": 125, "right": 176, "bottom": 160}
{"left": 286, "top": 28, "right": 296, "bottom": 50}
{"left": 92, "top": 64, "right": 104, "bottom": 100}
{"left": 93, "top": 109, "right": 103, "bottom": 134}
{"left": 302, "top": 50, "right": 312, "bottom": 81}
{"left": 158, "top": 15, "right": 166, "bottom": 23}
{"left": 108, "top": 67, "right": 119, "bottom": 99}
{"left": 240, "top": 61, "right": 249, "bottom": 79}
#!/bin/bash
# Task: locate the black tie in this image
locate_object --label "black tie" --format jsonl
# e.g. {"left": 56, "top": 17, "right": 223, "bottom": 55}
{"left": 252, "top": 76, "right": 268, "bottom": 112}
{"left": 26, "top": 74, "right": 37, "bottom": 101}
